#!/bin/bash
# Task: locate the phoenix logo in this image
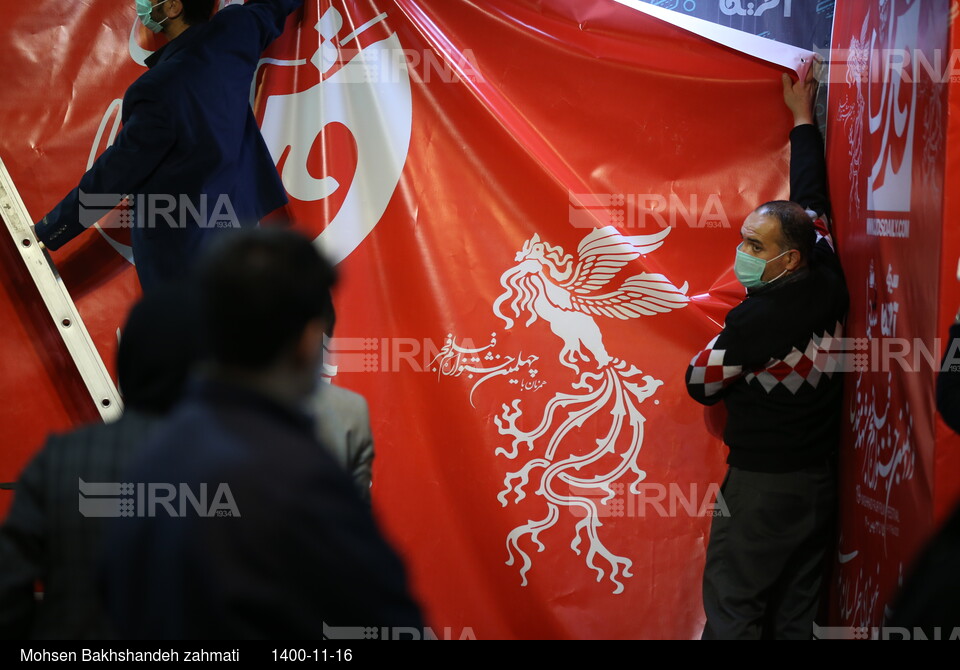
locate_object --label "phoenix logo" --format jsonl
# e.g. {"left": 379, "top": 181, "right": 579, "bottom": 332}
{"left": 439, "top": 226, "right": 689, "bottom": 593}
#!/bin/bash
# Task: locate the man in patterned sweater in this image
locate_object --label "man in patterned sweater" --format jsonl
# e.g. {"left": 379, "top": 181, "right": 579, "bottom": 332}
{"left": 685, "top": 69, "right": 848, "bottom": 639}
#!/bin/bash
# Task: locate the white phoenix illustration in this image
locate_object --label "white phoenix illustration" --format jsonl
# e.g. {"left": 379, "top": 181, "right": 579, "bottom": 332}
{"left": 489, "top": 225, "right": 689, "bottom": 593}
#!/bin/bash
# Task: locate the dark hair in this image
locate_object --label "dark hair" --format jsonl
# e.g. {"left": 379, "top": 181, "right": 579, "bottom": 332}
{"left": 756, "top": 200, "right": 816, "bottom": 264}
{"left": 118, "top": 282, "right": 202, "bottom": 413}
{"left": 181, "top": 0, "right": 216, "bottom": 25}
{"left": 197, "top": 228, "right": 338, "bottom": 370}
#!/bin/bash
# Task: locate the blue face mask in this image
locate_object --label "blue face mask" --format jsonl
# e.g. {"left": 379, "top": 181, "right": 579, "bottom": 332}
{"left": 136, "top": 0, "right": 170, "bottom": 34}
{"left": 734, "top": 243, "right": 792, "bottom": 290}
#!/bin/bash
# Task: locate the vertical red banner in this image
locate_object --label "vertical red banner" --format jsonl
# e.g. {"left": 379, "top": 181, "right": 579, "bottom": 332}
{"left": 827, "top": 0, "right": 955, "bottom": 630}
{"left": 936, "top": 5, "right": 960, "bottom": 521}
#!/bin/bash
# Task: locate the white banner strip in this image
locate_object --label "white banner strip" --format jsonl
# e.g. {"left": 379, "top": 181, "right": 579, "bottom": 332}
{"left": 613, "top": 0, "right": 815, "bottom": 78}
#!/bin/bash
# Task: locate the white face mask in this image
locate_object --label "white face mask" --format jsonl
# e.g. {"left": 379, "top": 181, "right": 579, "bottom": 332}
{"left": 136, "top": 0, "right": 170, "bottom": 34}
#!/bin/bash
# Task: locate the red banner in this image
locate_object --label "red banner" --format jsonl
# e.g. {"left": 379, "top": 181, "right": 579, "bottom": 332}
{"left": 938, "top": 3, "right": 960, "bottom": 521}
{"left": 826, "top": 0, "right": 959, "bottom": 631}
{"left": 283, "top": 0, "right": 793, "bottom": 638}
{"left": 0, "top": 0, "right": 914, "bottom": 638}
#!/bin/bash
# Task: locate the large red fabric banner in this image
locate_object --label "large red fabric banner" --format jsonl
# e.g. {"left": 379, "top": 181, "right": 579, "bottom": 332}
{"left": 0, "top": 1, "right": 858, "bottom": 638}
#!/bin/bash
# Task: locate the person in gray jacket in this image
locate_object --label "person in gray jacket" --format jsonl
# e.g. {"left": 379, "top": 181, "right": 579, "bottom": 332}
{"left": 313, "top": 382, "right": 374, "bottom": 502}
{"left": 310, "top": 301, "right": 375, "bottom": 500}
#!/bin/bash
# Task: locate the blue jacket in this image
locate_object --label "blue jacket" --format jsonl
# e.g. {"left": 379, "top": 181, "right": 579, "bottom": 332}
{"left": 102, "top": 379, "right": 424, "bottom": 638}
{"left": 0, "top": 410, "right": 163, "bottom": 639}
{"left": 36, "top": 1, "right": 302, "bottom": 291}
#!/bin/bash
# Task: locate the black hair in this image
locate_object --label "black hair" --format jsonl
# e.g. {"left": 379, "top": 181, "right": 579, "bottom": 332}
{"left": 756, "top": 200, "right": 816, "bottom": 264}
{"left": 180, "top": 0, "right": 216, "bottom": 25}
{"left": 118, "top": 282, "right": 202, "bottom": 413}
{"left": 197, "top": 228, "right": 338, "bottom": 371}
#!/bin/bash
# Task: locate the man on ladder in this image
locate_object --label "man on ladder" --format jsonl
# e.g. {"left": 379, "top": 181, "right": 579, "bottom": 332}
{"left": 33, "top": 0, "right": 301, "bottom": 291}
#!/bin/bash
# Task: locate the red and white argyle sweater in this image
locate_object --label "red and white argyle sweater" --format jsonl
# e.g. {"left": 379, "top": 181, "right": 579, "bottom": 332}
{"left": 685, "top": 124, "right": 849, "bottom": 472}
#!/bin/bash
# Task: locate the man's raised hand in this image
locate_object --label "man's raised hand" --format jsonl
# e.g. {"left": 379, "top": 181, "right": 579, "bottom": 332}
{"left": 782, "top": 64, "right": 817, "bottom": 127}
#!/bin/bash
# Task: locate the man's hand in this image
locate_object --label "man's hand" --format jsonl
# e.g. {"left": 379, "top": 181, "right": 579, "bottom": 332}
{"left": 30, "top": 223, "right": 46, "bottom": 250}
{"left": 782, "top": 63, "right": 818, "bottom": 127}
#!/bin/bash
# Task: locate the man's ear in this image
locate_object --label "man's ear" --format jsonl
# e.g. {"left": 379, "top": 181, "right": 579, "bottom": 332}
{"left": 785, "top": 249, "right": 802, "bottom": 271}
{"left": 164, "top": 0, "right": 184, "bottom": 20}
{"left": 294, "top": 318, "right": 328, "bottom": 366}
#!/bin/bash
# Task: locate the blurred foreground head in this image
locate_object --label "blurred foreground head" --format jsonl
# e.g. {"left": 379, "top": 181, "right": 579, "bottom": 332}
{"left": 197, "top": 228, "right": 337, "bottom": 398}
{"left": 117, "top": 282, "right": 202, "bottom": 413}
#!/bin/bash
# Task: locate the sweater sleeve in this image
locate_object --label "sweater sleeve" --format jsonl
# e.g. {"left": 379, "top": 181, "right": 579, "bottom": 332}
{"left": 685, "top": 307, "right": 777, "bottom": 405}
{"left": 686, "top": 332, "right": 742, "bottom": 405}
{"left": 789, "top": 123, "right": 837, "bottom": 256}
{"left": 789, "top": 124, "right": 828, "bottom": 216}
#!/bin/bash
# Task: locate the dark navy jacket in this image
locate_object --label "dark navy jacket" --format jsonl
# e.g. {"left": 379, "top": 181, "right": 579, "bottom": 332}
{"left": 0, "top": 411, "right": 163, "bottom": 639}
{"left": 102, "top": 380, "right": 424, "bottom": 639}
{"left": 36, "top": 0, "right": 301, "bottom": 291}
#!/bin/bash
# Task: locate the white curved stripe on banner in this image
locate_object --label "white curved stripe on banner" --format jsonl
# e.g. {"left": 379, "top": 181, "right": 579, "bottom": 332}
{"left": 613, "top": 0, "right": 816, "bottom": 79}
